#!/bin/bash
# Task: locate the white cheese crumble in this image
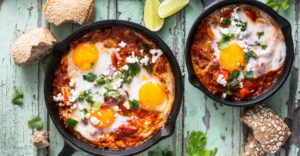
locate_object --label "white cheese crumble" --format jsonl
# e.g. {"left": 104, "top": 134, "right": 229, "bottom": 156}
{"left": 118, "top": 41, "right": 127, "bottom": 48}
{"left": 126, "top": 51, "right": 138, "bottom": 63}
{"left": 53, "top": 93, "right": 64, "bottom": 102}
{"left": 216, "top": 74, "right": 227, "bottom": 87}
{"left": 121, "top": 65, "right": 129, "bottom": 70}
{"left": 239, "top": 82, "right": 244, "bottom": 88}
{"left": 123, "top": 101, "right": 130, "bottom": 110}
{"left": 69, "top": 89, "right": 79, "bottom": 102}
{"left": 90, "top": 117, "right": 100, "bottom": 125}
{"left": 111, "top": 77, "right": 123, "bottom": 90}
{"left": 150, "top": 49, "right": 163, "bottom": 63}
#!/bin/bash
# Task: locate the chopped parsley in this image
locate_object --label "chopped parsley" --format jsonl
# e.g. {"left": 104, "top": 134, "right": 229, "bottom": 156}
{"left": 83, "top": 72, "right": 97, "bottom": 82}
{"left": 92, "top": 102, "right": 102, "bottom": 111}
{"left": 230, "top": 70, "right": 240, "bottom": 80}
{"left": 244, "top": 70, "right": 253, "bottom": 79}
{"left": 129, "top": 99, "right": 139, "bottom": 109}
{"left": 82, "top": 108, "right": 88, "bottom": 115}
{"left": 85, "top": 95, "right": 94, "bottom": 104}
{"left": 221, "top": 18, "right": 231, "bottom": 26}
{"left": 257, "top": 31, "right": 264, "bottom": 39}
{"left": 187, "top": 131, "right": 218, "bottom": 156}
{"left": 11, "top": 88, "right": 24, "bottom": 106}
{"left": 28, "top": 116, "right": 43, "bottom": 130}
{"left": 237, "top": 22, "right": 247, "bottom": 31}
{"left": 96, "top": 78, "right": 106, "bottom": 85}
{"left": 230, "top": 79, "right": 240, "bottom": 87}
{"left": 261, "top": 44, "right": 268, "bottom": 50}
{"left": 244, "top": 50, "right": 257, "bottom": 63}
{"left": 218, "top": 33, "right": 235, "bottom": 50}
{"left": 66, "top": 118, "right": 78, "bottom": 127}
{"left": 225, "top": 89, "right": 233, "bottom": 96}
{"left": 123, "top": 63, "right": 141, "bottom": 84}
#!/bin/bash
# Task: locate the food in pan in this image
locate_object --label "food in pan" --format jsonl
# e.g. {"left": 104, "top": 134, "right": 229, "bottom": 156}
{"left": 240, "top": 105, "right": 291, "bottom": 155}
{"left": 52, "top": 27, "right": 175, "bottom": 149}
{"left": 190, "top": 5, "right": 286, "bottom": 100}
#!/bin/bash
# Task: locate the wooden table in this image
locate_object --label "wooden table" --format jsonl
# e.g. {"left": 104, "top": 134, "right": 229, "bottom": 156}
{"left": 1, "top": 0, "right": 299, "bottom": 155}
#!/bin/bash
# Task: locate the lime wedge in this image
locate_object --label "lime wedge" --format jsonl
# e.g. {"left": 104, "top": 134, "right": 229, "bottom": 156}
{"left": 144, "top": 0, "right": 164, "bottom": 32}
{"left": 158, "top": 0, "right": 189, "bottom": 18}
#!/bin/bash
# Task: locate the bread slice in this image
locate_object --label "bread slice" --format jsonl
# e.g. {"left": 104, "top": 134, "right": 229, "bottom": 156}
{"left": 44, "top": 0, "right": 95, "bottom": 26}
{"left": 11, "top": 28, "right": 56, "bottom": 65}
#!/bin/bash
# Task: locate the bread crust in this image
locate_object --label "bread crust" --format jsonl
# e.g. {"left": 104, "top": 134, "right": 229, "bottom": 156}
{"left": 11, "top": 28, "right": 56, "bottom": 65}
{"left": 43, "top": 0, "right": 95, "bottom": 26}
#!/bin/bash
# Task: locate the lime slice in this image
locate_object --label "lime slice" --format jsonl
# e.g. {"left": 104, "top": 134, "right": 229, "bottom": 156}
{"left": 144, "top": 0, "right": 164, "bottom": 32}
{"left": 158, "top": 0, "right": 189, "bottom": 18}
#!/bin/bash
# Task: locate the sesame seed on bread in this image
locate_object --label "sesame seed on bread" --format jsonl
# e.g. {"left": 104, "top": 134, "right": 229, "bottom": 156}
{"left": 11, "top": 28, "right": 56, "bottom": 65}
{"left": 241, "top": 104, "right": 291, "bottom": 153}
{"left": 241, "top": 134, "right": 266, "bottom": 156}
{"left": 43, "top": 0, "right": 95, "bottom": 26}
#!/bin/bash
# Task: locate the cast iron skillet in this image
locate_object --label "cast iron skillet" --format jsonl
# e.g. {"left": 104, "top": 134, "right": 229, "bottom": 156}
{"left": 185, "top": 0, "right": 294, "bottom": 107}
{"left": 44, "top": 20, "right": 183, "bottom": 156}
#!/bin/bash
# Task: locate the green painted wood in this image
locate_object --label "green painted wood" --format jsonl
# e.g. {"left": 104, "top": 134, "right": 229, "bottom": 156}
{"left": 1, "top": 0, "right": 300, "bottom": 156}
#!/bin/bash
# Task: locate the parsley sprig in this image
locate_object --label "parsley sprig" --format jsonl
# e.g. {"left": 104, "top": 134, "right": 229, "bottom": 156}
{"left": 187, "top": 131, "right": 218, "bottom": 156}
{"left": 267, "top": 0, "right": 289, "bottom": 11}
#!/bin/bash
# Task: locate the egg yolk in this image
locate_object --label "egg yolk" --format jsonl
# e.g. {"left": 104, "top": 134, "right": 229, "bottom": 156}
{"left": 139, "top": 82, "right": 166, "bottom": 110}
{"left": 72, "top": 43, "right": 99, "bottom": 70}
{"left": 90, "top": 107, "right": 115, "bottom": 128}
{"left": 220, "top": 44, "right": 245, "bottom": 71}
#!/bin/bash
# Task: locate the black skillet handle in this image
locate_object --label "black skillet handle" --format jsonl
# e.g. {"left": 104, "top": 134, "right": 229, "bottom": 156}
{"left": 202, "top": 0, "right": 218, "bottom": 8}
{"left": 58, "top": 141, "right": 77, "bottom": 156}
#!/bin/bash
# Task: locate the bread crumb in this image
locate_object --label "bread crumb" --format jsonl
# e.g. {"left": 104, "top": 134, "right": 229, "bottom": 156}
{"left": 32, "top": 130, "right": 49, "bottom": 149}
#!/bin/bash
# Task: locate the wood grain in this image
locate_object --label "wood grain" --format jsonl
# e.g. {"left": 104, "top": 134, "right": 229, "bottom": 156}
{"left": 0, "top": 0, "right": 300, "bottom": 156}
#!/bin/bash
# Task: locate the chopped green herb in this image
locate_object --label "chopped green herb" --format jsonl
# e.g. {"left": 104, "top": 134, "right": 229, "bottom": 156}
{"left": 267, "top": 0, "right": 289, "bottom": 11}
{"left": 257, "top": 31, "right": 264, "bottom": 39}
{"left": 28, "top": 116, "right": 43, "bottom": 130}
{"left": 237, "top": 22, "right": 247, "bottom": 31}
{"left": 83, "top": 73, "right": 97, "bottom": 82}
{"left": 92, "top": 102, "right": 102, "bottom": 111}
{"left": 82, "top": 108, "right": 88, "bottom": 115}
{"left": 261, "top": 44, "right": 268, "bottom": 50}
{"left": 110, "top": 91, "right": 121, "bottom": 98}
{"left": 78, "top": 95, "right": 85, "bottom": 102}
{"left": 129, "top": 99, "right": 139, "bottom": 109}
{"left": 230, "top": 70, "right": 240, "bottom": 80}
{"left": 85, "top": 95, "right": 94, "bottom": 104}
{"left": 96, "top": 78, "right": 106, "bottom": 85}
{"left": 244, "top": 70, "right": 253, "bottom": 79}
{"left": 230, "top": 79, "right": 240, "bottom": 87}
{"left": 141, "top": 44, "right": 149, "bottom": 52}
{"left": 225, "top": 89, "right": 233, "bottom": 96}
{"left": 123, "top": 63, "right": 141, "bottom": 84}
{"left": 244, "top": 50, "right": 257, "bottom": 63}
{"left": 221, "top": 18, "right": 231, "bottom": 26}
{"left": 187, "top": 131, "right": 218, "bottom": 156}
{"left": 104, "top": 85, "right": 113, "bottom": 91}
{"left": 66, "top": 118, "right": 78, "bottom": 127}
{"left": 11, "top": 89, "right": 24, "bottom": 106}
{"left": 148, "top": 150, "right": 173, "bottom": 156}
{"left": 218, "top": 33, "right": 235, "bottom": 50}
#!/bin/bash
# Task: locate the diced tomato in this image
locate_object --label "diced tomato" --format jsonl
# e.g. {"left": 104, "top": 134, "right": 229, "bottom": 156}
{"left": 212, "top": 69, "right": 230, "bottom": 81}
{"left": 239, "top": 88, "right": 250, "bottom": 99}
{"left": 245, "top": 8, "right": 257, "bottom": 22}
{"left": 111, "top": 52, "right": 119, "bottom": 70}
{"left": 101, "top": 102, "right": 110, "bottom": 108}
{"left": 116, "top": 125, "right": 138, "bottom": 137}
{"left": 243, "top": 80, "right": 258, "bottom": 90}
{"left": 206, "top": 27, "right": 215, "bottom": 40}
{"left": 219, "top": 8, "right": 234, "bottom": 18}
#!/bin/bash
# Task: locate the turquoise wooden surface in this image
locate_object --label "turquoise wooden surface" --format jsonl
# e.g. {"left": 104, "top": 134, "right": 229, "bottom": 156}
{"left": 0, "top": 0, "right": 299, "bottom": 156}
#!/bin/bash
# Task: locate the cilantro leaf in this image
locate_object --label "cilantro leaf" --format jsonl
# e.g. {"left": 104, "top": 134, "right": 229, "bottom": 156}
{"left": 244, "top": 50, "right": 257, "bottom": 63}
{"left": 221, "top": 18, "right": 231, "bottom": 26}
{"left": 92, "top": 102, "right": 102, "bottom": 111}
{"left": 267, "top": 0, "right": 289, "bottom": 11}
{"left": 230, "top": 79, "right": 240, "bottom": 87}
{"left": 237, "top": 22, "right": 247, "bottom": 31}
{"left": 261, "top": 44, "right": 268, "bottom": 50}
{"left": 129, "top": 99, "right": 139, "bottom": 109}
{"left": 226, "top": 89, "right": 232, "bottom": 96}
{"left": 66, "top": 118, "right": 78, "bottom": 127}
{"left": 218, "top": 33, "right": 235, "bottom": 50}
{"left": 187, "top": 131, "right": 218, "bottom": 156}
{"left": 123, "top": 63, "right": 141, "bottom": 84}
{"left": 28, "top": 116, "right": 43, "bottom": 130}
{"left": 96, "top": 78, "right": 106, "bottom": 85}
{"left": 257, "top": 31, "right": 264, "bottom": 39}
{"left": 230, "top": 70, "right": 240, "bottom": 80}
{"left": 83, "top": 73, "right": 97, "bottom": 82}
{"left": 82, "top": 108, "right": 88, "bottom": 115}
{"left": 11, "top": 89, "right": 24, "bottom": 106}
{"left": 244, "top": 70, "right": 253, "bottom": 79}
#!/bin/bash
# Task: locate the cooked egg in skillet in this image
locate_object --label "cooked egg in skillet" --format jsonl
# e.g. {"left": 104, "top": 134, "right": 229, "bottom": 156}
{"left": 52, "top": 27, "right": 175, "bottom": 149}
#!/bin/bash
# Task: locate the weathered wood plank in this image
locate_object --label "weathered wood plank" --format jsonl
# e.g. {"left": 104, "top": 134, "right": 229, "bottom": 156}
{"left": 0, "top": 0, "right": 42, "bottom": 155}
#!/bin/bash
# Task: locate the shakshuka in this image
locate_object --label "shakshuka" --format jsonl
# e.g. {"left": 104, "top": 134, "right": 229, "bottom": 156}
{"left": 53, "top": 27, "right": 175, "bottom": 149}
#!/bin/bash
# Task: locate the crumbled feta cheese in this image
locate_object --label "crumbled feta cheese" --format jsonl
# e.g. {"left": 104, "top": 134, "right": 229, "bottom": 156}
{"left": 53, "top": 93, "right": 64, "bottom": 102}
{"left": 126, "top": 51, "right": 138, "bottom": 63}
{"left": 69, "top": 79, "right": 75, "bottom": 87}
{"left": 121, "top": 65, "right": 129, "bottom": 70}
{"left": 116, "top": 48, "right": 120, "bottom": 52}
{"left": 150, "top": 49, "right": 163, "bottom": 63}
{"left": 69, "top": 89, "right": 79, "bottom": 102}
{"left": 111, "top": 78, "right": 123, "bottom": 90}
{"left": 70, "top": 104, "right": 77, "bottom": 110}
{"left": 239, "top": 82, "right": 244, "bottom": 88}
{"left": 216, "top": 74, "right": 227, "bottom": 87}
{"left": 113, "top": 106, "right": 119, "bottom": 111}
{"left": 222, "top": 93, "right": 227, "bottom": 98}
{"left": 123, "top": 101, "right": 130, "bottom": 110}
{"left": 90, "top": 117, "right": 100, "bottom": 125}
{"left": 118, "top": 41, "right": 127, "bottom": 48}
{"left": 139, "top": 56, "right": 149, "bottom": 65}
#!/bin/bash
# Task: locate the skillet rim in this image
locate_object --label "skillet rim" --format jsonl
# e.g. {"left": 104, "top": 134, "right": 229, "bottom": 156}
{"left": 185, "top": 0, "right": 294, "bottom": 107}
{"left": 44, "top": 20, "right": 183, "bottom": 156}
